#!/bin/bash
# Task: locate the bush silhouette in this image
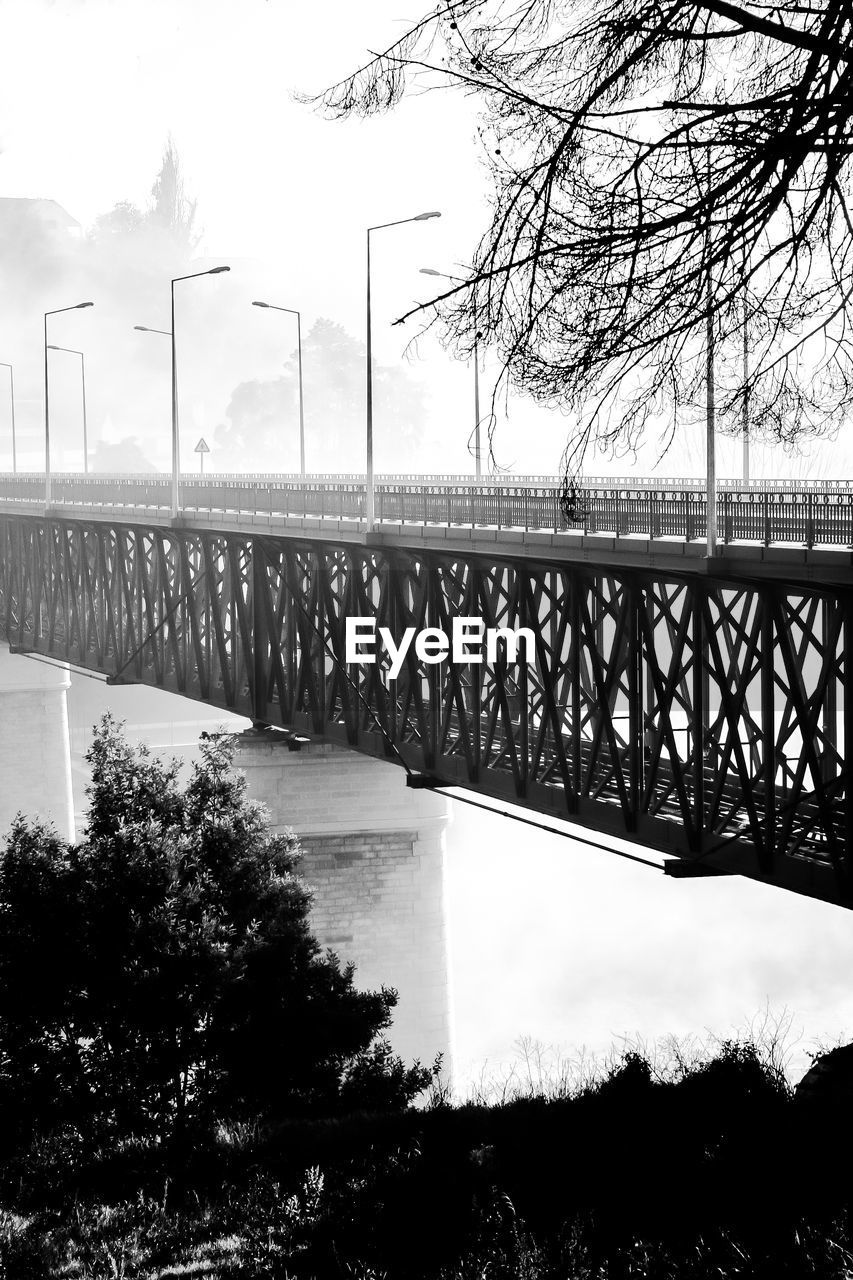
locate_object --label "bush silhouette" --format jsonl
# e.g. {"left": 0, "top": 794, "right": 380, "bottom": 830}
{"left": 0, "top": 716, "right": 433, "bottom": 1176}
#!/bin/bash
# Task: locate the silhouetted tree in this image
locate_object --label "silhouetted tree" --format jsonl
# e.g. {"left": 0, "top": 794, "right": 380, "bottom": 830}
{"left": 90, "top": 436, "right": 157, "bottom": 473}
{"left": 91, "top": 200, "right": 144, "bottom": 239}
{"left": 215, "top": 317, "right": 428, "bottom": 472}
{"left": 92, "top": 139, "right": 198, "bottom": 255}
{"left": 74, "top": 141, "right": 207, "bottom": 461}
{"left": 0, "top": 719, "right": 432, "bottom": 1170}
{"left": 313, "top": 2, "right": 853, "bottom": 470}
{"left": 148, "top": 136, "right": 199, "bottom": 253}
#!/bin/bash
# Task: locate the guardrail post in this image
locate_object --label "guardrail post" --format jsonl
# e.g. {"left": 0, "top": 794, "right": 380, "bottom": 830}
{"left": 807, "top": 492, "right": 814, "bottom": 549}
{"left": 763, "top": 493, "right": 770, "bottom": 547}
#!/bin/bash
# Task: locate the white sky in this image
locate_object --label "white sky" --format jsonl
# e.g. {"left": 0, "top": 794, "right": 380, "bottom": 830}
{"left": 0, "top": 0, "right": 542, "bottom": 474}
{"left": 4, "top": 0, "right": 853, "bottom": 1085}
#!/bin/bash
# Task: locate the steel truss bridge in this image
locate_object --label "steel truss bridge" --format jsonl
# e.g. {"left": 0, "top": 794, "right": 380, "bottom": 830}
{"left": 0, "top": 494, "right": 849, "bottom": 909}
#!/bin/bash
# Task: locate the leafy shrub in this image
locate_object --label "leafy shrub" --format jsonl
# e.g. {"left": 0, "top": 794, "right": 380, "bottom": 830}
{"left": 0, "top": 1210, "right": 64, "bottom": 1280}
{"left": 0, "top": 718, "right": 433, "bottom": 1179}
{"left": 229, "top": 1167, "right": 325, "bottom": 1279}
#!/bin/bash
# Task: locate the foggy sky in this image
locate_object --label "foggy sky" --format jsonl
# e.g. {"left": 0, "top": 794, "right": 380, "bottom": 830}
{"left": 1, "top": 0, "right": 849, "bottom": 478}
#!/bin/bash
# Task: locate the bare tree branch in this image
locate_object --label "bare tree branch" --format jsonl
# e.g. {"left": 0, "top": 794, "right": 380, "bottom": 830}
{"left": 307, "top": 0, "right": 853, "bottom": 472}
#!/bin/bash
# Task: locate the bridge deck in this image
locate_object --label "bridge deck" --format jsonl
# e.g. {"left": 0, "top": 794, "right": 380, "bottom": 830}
{"left": 1, "top": 498, "right": 849, "bottom": 588}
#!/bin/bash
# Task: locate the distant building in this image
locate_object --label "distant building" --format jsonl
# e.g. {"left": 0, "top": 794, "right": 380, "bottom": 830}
{"left": 0, "top": 197, "right": 81, "bottom": 239}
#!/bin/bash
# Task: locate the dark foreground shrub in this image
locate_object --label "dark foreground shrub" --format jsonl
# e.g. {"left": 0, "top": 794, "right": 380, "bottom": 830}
{"left": 0, "top": 719, "right": 435, "bottom": 1182}
{"left": 227, "top": 1167, "right": 325, "bottom": 1279}
{"left": 0, "top": 1038, "right": 848, "bottom": 1277}
{"left": 0, "top": 1211, "right": 64, "bottom": 1280}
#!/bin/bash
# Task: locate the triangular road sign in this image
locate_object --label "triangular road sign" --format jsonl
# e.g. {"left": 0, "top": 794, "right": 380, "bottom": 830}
{"left": 194, "top": 437, "right": 210, "bottom": 453}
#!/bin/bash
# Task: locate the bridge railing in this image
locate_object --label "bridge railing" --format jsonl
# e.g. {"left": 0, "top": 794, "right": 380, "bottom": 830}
{"left": 1, "top": 474, "right": 852, "bottom": 546}
{"left": 6, "top": 470, "right": 853, "bottom": 490}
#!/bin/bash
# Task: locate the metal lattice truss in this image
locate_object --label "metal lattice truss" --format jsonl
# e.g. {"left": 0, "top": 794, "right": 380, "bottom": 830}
{"left": 0, "top": 515, "right": 850, "bottom": 906}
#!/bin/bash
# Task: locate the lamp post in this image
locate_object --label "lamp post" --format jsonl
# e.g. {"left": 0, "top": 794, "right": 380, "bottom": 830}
{"left": 134, "top": 326, "right": 171, "bottom": 482}
{"left": 420, "top": 267, "right": 482, "bottom": 480}
{"left": 742, "top": 294, "right": 750, "bottom": 485}
{"left": 45, "top": 302, "right": 93, "bottom": 507}
{"left": 46, "top": 345, "right": 88, "bottom": 474}
{"left": 706, "top": 277, "right": 717, "bottom": 556}
{"left": 0, "top": 363, "right": 16, "bottom": 473}
{"left": 704, "top": 155, "right": 717, "bottom": 558}
{"left": 252, "top": 300, "right": 305, "bottom": 476}
{"left": 366, "top": 211, "right": 441, "bottom": 532}
{"left": 170, "top": 266, "right": 230, "bottom": 519}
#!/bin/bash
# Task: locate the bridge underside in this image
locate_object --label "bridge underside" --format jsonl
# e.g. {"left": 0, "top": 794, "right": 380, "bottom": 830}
{"left": 0, "top": 514, "right": 850, "bottom": 907}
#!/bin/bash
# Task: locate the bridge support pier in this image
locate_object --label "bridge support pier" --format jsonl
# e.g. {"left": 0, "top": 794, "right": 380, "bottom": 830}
{"left": 0, "top": 644, "right": 75, "bottom": 842}
{"left": 234, "top": 734, "right": 453, "bottom": 1076}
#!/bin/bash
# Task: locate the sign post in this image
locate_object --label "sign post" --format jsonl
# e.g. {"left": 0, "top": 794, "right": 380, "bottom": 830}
{"left": 194, "top": 437, "right": 210, "bottom": 476}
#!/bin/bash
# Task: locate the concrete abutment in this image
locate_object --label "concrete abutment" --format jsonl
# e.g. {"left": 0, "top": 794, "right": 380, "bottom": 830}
{"left": 0, "top": 644, "right": 74, "bottom": 841}
{"left": 234, "top": 735, "right": 454, "bottom": 1075}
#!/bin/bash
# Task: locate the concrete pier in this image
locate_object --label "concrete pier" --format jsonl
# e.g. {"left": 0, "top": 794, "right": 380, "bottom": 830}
{"left": 0, "top": 644, "right": 75, "bottom": 842}
{"left": 235, "top": 734, "right": 453, "bottom": 1075}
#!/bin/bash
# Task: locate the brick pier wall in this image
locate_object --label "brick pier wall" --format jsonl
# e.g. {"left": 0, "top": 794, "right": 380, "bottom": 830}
{"left": 234, "top": 736, "right": 453, "bottom": 1075}
{"left": 0, "top": 644, "right": 75, "bottom": 842}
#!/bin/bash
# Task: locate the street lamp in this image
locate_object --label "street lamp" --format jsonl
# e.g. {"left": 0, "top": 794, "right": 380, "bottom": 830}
{"left": 46, "top": 345, "right": 88, "bottom": 474}
{"left": 742, "top": 295, "right": 750, "bottom": 485}
{"left": 170, "top": 266, "right": 230, "bottom": 518}
{"left": 252, "top": 300, "right": 305, "bottom": 477}
{"left": 134, "top": 327, "right": 171, "bottom": 482}
{"left": 0, "top": 363, "right": 16, "bottom": 473}
{"left": 704, "top": 155, "right": 717, "bottom": 558}
{"left": 169, "top": 264, "right": 229, "bottom": 514}
{"left": 420, "top": 266, "right": 483, "bottom": 480}
{"left": 366, "top": 211, "right": 441, "bottom": 532}
{"left": 45, "top": 302, "right": 93, "bottom": 506}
